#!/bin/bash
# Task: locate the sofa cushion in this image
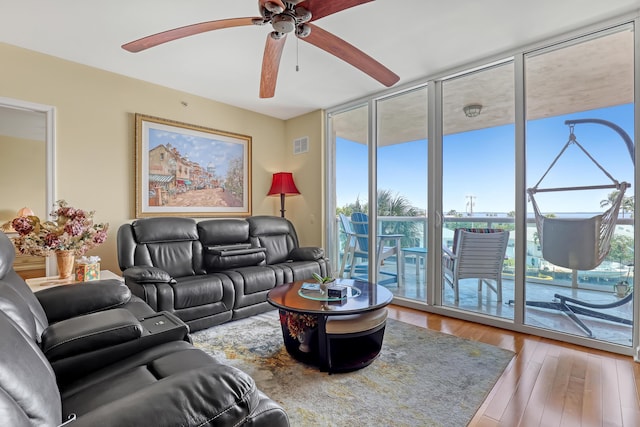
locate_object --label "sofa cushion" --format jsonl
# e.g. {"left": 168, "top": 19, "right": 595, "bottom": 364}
{"left": 61, "top": 344, "right": 262, "bottom": 427}
{"left": 132, "top": 217, "right": 199, "bottom": 243}
{"left": 145, "top": 241, "right": 197, "bottom": 277}
{"left": 247, "top": 216, "right": 298, "bottom": 265}
{"left": 198, "top": 219, "right": 250, "bottom": 245}
{"left": 172, "top": 275, "right": 225, "bottom": 309}
{"left": 254, "top": 234, "right": 292, "bottom": 264}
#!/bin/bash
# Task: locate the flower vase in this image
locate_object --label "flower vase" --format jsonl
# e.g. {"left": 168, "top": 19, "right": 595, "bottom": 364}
{"left": 56, "top": 250, "right": 75, "bottom": 279}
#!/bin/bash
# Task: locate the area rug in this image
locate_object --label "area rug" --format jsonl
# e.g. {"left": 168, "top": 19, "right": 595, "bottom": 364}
{"left": 191, "top": 311, "right": 513, "bottom": 427}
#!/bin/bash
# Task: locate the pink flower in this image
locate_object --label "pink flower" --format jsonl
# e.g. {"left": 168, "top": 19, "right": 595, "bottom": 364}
{"left": 72, "top": 209, "right": 87, "bottom": 220}
{"left": 93, "top": 230, "right": 107, "bottom": 244}
{"left": 11, "top": 217, "right": 34, "bottom": 235}
{"left": 44, "top": 233, "right": 60, "bottom": 248}
{"left": 57, "top": 207, "right": 76, "bottom": 218}
{"left": 9, "top": 200, "right": 109, "bottom": 256}
{"left": 64, "top": 220, "right": 84, "bottom": 236}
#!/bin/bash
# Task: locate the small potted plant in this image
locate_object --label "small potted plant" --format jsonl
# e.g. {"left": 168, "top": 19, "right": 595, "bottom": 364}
{"left": 614, "top": 280, "right": 631, "bottom": 298}
{"left": 312, "top": 273, "right": 335, "bottom": 294}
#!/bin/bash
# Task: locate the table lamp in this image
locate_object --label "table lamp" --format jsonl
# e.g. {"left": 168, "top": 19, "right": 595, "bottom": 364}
{"left": 267, "top": 172, "right": 300, "bottom": 217}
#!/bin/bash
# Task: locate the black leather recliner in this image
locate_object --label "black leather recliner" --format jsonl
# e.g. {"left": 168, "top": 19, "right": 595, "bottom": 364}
{"left": 118, "top": 215, "right": 331, "bottom": 331}
{"left": 0, "top": 231, "right": 289, "bottom": 426}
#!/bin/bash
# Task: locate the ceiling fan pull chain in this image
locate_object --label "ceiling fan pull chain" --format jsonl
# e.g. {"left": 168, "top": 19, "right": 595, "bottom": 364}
{"left": 296, "top": 36, "right": 300, "bottom": 72}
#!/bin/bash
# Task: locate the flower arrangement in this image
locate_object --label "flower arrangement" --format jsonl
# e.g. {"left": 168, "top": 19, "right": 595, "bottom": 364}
{"left": 279, "top": 310, "right": 317, "bottom": 338}
{"left": 9, "top": 200, "right": 109, "bottom": 256}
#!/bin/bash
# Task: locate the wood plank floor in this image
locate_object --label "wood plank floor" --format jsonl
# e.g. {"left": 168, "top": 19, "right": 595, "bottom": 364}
{"left": 386, "top": 305, "right": 640, "bottom": 426}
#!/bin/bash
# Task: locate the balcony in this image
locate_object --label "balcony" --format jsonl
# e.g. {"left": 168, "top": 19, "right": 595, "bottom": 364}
{"left": 335, "top": 215, "right": 634, "bottom": 347}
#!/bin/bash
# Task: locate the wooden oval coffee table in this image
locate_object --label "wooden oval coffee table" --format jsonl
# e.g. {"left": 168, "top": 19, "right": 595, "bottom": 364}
{"left": 267, "top": 278, "right": 393, "bottom": 373}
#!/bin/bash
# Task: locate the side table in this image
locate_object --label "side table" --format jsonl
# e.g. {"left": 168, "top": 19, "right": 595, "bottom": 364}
{"left": 26, "top": 270, "right": 123, "bottom": 292}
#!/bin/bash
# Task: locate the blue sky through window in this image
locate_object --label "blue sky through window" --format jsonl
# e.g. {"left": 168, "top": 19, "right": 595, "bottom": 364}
{"left": 336, "top": 103, "right": 634, "bottom": 214}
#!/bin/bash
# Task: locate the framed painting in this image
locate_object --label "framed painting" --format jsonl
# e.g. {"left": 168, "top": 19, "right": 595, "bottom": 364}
{"left": 135, "top": 113, "right": 252, "bottom": 217}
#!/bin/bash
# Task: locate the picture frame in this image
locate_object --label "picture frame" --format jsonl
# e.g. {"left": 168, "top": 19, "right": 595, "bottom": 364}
{"left": 135, "top": 113, "right": 252, "bottom": 218}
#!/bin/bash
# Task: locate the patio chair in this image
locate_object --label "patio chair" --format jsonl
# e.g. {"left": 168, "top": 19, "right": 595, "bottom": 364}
{"left": 443, "top": 228, "right": 509, "bottom": 302}
{"left": 346, "top": 212, "right": 403, "bottom": 287}
{"left": 338, "top": 213, "right": 366, "bottom": 278}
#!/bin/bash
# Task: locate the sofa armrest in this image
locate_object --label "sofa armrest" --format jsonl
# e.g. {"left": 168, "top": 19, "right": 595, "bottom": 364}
{"left": 289, "top": 246, "right": 325, "bottom": 261}
{"left": 41, "top": 308, "right": 143, "bottom": 362}
{"left": 123, "top": 266, "right": 174, "bottom": 284}
{"left": 36, "top": 279, "right": 132, "bottom": 323}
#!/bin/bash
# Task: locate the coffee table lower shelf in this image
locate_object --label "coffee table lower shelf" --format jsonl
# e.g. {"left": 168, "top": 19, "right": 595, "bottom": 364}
{"left": 279, "top": 310, "right": 386, "bottom": 373}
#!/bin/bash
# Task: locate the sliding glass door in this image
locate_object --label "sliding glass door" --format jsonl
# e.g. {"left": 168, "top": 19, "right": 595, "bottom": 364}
{"left": 441, "top": 61, "right": 515, "bottom": 319}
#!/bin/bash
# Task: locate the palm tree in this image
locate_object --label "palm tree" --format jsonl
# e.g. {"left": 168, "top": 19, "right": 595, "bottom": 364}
{"left": 338, "top": 189, "right": 422, "bottom": 247}
{"left": 600, "top": 190, "right": 634, "bottom": 218}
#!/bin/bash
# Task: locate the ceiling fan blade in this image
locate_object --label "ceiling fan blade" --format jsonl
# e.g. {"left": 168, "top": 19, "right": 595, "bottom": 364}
{"left": 260, "top": 35, "right": 287, "bottom": 98}
{"left": 302, "top": 24, "right": 399, "bottom": 87}
{"left": 122, "top": 17, "right": 256, "bottom": 52}
{"left": 298, "top": 0, "right": 373, "bottom": 22}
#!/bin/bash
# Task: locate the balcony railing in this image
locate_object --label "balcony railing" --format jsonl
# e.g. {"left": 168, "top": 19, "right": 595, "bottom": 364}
{"left": 335, "top": 215, "right": 634, "bottom": 290}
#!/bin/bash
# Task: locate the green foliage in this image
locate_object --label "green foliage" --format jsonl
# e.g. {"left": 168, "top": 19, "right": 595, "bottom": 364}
{"left": 337, "top": 189, "right": 423, "bottom": 247}
{"left": 600, "top": 190, "right": 634, "bottom": 218}
{"left": 608, "top": 234, "right": 634, "bottom": 265}
{"left": 312, "top": 273, "right": 334, "bottom": 283}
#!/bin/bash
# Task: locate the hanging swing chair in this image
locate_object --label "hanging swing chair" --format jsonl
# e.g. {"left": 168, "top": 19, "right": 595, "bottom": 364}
{"left": 510, "top": 119, "right": 634, "bottom": 338}
{"left": 528, "top": 119, "right": 633, "bottom": 271}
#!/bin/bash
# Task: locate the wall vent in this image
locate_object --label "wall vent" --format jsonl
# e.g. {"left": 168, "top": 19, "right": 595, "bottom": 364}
{"left": 293, "top": 136, "right": 309, "bottom": 154}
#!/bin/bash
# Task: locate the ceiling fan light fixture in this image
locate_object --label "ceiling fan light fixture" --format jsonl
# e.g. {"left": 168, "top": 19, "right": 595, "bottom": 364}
{"left": 294, "top": 7, "right": 312, "bottom": 22}
{"left": 296, "top": 23, "right": 311, "bottom": 38}
{"left": 272, "top": 14, "right": 296, "bottom": 33}
{"left": 463, "top": 103, "right": 483, "bottom": 118}
{"left": 264, "top": 1, "right": 285, "bottom": 14}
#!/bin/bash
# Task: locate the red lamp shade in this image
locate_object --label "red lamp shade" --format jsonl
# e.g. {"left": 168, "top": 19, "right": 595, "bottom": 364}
{"left": 267, "top": 172, "right": 300, "bottom": 217}
{"left": 267, "top": 172, "right": 300, "bottom": 196}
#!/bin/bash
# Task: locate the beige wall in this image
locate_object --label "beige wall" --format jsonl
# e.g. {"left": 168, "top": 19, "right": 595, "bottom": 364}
{"left": 0, "top": 42, "right": 325, "bottom": 273}
{"left": 283, "top": 111, "right": 326, "bottom": 248}
{"left": 0, "top": 135, "right": 46, "bottom": 223}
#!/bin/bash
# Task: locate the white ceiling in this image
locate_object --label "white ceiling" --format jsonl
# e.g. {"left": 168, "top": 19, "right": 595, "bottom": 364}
{"left": 1, "top": 0, "right": 639, "bottom": 120}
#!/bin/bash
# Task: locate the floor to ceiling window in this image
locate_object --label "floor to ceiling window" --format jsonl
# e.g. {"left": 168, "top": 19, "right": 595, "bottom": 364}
{"left": 376, "top": 88, "right": 428, "bottom": 300}
{"left": 330, "top": 104, "right": 369, "bottom": 281}
{"left": 523, "top": 24, "right": 635, "bottom": 347}
{"left": 441, "top": 61, "right": 515, "bottom": 319}
{"left": 329, "top": 87, "right": 428, "bottom": 294}
{"left": 326, "top": 19, "right": 637, "bottom": 356}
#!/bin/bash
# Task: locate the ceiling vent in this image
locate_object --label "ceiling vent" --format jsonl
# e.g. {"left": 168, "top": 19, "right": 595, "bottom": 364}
{"left": 293, "top": 136, "right": 309, "bottom": 155}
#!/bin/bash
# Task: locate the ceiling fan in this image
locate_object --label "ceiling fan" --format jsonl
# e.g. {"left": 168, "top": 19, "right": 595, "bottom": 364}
{"left": 122, "top": 0, "right": 400, "bottom": 98}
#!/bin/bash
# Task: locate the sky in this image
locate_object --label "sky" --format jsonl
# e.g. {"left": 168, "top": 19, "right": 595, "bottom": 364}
{"left": 336, "top": 103, "right": 634, "bottom": 214}
{"left": 148, "top": 127, "right": 244, "bottom": 178}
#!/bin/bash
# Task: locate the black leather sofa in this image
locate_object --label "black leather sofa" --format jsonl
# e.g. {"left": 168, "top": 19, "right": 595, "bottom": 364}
{"left": 0, "top": 231, "right": 289, "bottom": 426}
{"left": 118, "top": 215, "right": 331, "bottom": 331}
